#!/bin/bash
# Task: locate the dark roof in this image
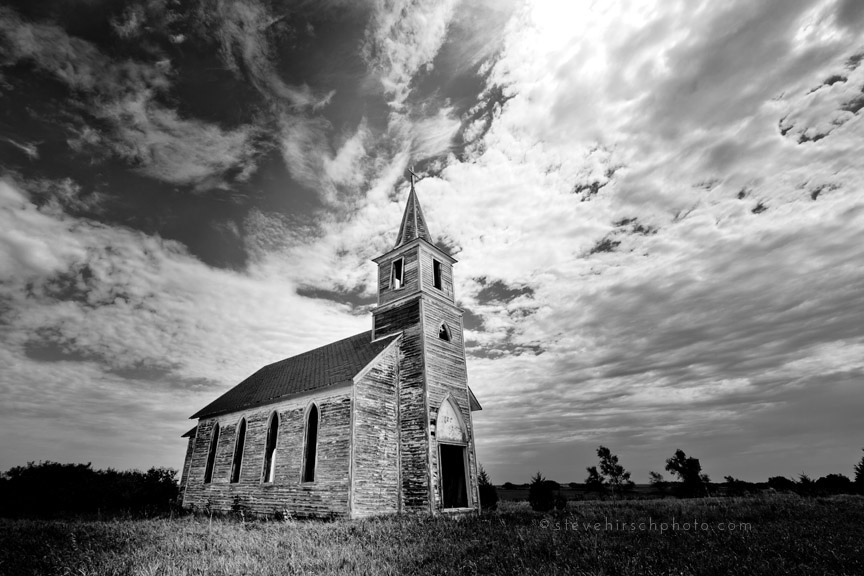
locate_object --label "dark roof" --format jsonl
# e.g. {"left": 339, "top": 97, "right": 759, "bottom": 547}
{"left": 181, "top": 426, "right": 197, "bottom": 438}
{"left": 192, "top": 331, "right": 400, "bottom": 419}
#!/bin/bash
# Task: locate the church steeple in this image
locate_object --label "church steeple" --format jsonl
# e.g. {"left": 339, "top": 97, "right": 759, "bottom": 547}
{"left": 394, "top": 171, "right": 432, "bottom": 248}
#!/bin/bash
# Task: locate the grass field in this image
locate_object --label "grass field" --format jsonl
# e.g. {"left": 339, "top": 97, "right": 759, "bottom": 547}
{"left": 2, "top": 495, "right": 862, "bottom": 576}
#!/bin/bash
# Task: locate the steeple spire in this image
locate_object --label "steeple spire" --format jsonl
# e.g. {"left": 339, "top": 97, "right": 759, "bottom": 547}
{"left": 394, "top": 168, "right": 432, "bottom": 248}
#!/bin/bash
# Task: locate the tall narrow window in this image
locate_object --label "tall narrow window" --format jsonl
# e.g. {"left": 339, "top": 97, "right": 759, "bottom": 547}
{"left": 261, "top": 412, "right": 279, "bottom": 483}
{"left": 230, "top": 418, "right": 246, "bottom": 484}
{"left": 203, "top": 422, "right": 219, "bottom": 484}
{"left": 391, "top": 258, "right": 404, "bottom": 290}
{"left": 302, "top": 405, "right": 319, "bottom": 482}
{"left": 433, "top": 259, "right": 443, "bottom": 290}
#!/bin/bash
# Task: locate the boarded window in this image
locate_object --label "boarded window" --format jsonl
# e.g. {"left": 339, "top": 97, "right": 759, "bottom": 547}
{"left": 203, "top": 423, "right": 219, "bottom": 484}
{"left": 262, "top": 412, "right": 279, "bottom": 483}
{"left": 391, "top": 258, "right": 404, "bottom": 289}
{"left": 439, "top": 322, "right": 451, "bottom": 341}
{"left": 230, "top": 418, "right": 246, "bottom": 484}
{"left": 302, "top": 405, "right": 319, "bottom": 482}
{"left": 433, "top": 259, "right": 443, "bottom": 290}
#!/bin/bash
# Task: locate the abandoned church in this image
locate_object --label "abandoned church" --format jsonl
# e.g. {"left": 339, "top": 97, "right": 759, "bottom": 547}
{"left": 180, "top": 178, "right": 482, "bottom": 518}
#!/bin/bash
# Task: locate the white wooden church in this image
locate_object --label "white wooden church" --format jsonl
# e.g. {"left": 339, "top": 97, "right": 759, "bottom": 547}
{"left": 180, "top": 178, "right": 482, "bottom": 517}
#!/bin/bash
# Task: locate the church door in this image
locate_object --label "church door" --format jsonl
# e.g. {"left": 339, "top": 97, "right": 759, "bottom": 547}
{"left": 439, "top": 444, "right": 468, "bottom": 508}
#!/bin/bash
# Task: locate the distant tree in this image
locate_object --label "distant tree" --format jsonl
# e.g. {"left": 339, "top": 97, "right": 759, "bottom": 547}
{"left": 767, "top": 476, "right": 797, "bottom": 492}
{"left": 502, "top": 482, "right": 516, "bottom": 490}
{"left": 648, "top": 471, "right": 665, "bottom": 488}
{"left": 568, "top": 482, "right": 581, "bottom": 490}
{"left": 815, "top": 474, "right": 853, "bottom": 495}
{"left": 477, "top": 466, "right": 499, "bottom": 511}
{"left": 528, "top": 471, "right": 556, "bottom": 512}
{"left": 584, "top": 466, "right": 605, "bottom": 492}
{"left": 665, "top": 449, "right": 710, "bottom": 497}
{"left": 854, "top": 449, "right": 864, "bottom": 493}
{"left": 596, "top": 446, "right": 633, "bottom": 496}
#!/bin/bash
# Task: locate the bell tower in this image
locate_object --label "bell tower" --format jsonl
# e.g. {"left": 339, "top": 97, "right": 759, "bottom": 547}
{"left": 371, "top": 173, "right": 480, "bottom": 512}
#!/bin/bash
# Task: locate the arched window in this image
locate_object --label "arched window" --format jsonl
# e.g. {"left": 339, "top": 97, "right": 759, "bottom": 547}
{"left": 230, "top": 418, "right": 246, "bottom": 484}
{"left": 438, "top": 322, "right": 451, "bottom": 341}
{"left": 203, "top": 422, "right": 219, "bottom": 484}
{"left": 261, "top": 412, "right": 279, "bottom": 483}
{"left": 302, "top": 404, "right": 319, "bottom": 482}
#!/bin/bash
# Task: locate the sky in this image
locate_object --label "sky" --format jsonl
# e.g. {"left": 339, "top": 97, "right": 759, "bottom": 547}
{"left": 1, "top": 0, "right": 862, "bottom": 485}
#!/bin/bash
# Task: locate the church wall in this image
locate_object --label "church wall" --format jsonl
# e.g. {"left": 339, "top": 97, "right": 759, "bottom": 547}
{"left": 373, "top": 298, "right": 432, "bottom": 511}
{"left": 179, "top": 433, "right": 195, "bottom": 497}
{"left": 421, "top": 296, "right": 480, "bottom": 511}
{"left": 351, "top": 343, "right": 401, "bottom": 517}
{"left": 182, "top": 386, "right": 353, "bottom": 518}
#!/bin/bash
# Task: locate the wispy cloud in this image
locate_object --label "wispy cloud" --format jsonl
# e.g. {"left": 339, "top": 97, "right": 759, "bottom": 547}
{"left": 208, "top": 0, "right": 335, "bottom": 109}
{"left": 0, "top": 5, "right": 261, "bottom": 188}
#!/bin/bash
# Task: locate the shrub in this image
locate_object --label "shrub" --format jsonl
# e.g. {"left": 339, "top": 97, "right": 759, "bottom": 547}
{"left": 724, "top": 476, "right": 757, "bottom": 496}
{"left": 768, "top": 476, "right": 797, "bottom": 492}
{"left": 814, "top": 474, "right": 852, "bottom": 495}
{"left": 528, "top": 471, "right": 557, "bottom": 512}
{"left": 0, "top": 461, "right": 179, "bottom": 518}
{"left": 854, "top": 449, "right": 864, "bottom": 493}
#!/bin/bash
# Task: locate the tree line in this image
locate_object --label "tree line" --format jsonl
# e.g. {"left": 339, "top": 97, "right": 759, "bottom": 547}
{"left": 480, "top": 447, "right": 864, "bottom": 512}
{"left": 0, "top": 461, "right": 180, "bottom": 518}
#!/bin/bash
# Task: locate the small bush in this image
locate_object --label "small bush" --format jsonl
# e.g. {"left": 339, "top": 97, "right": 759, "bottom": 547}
{"left": 528, "top": 471, "right": 558, "bottom": 512}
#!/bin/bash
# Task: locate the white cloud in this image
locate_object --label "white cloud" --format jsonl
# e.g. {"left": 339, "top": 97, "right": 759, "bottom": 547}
{"left": 362, "top": 0, "right": 460, "bottom": 110}
{"left": 410, "top": 0, "right": 864, "bottom": 481}
{"left": 0, "top": 177, "right": 368, "bottom": 468}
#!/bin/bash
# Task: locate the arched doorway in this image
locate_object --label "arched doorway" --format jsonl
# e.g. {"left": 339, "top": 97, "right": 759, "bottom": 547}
{"left": 437, "top": 397, "right": 470, "bottom": 509}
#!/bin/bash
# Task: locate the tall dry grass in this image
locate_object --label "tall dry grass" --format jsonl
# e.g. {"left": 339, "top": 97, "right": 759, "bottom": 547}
{"left": 1, "top": 494, "right": 862, "bottom": 575}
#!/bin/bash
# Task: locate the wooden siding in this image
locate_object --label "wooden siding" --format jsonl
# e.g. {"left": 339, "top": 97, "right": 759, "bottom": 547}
{"left": 182, "top": 387, "right": 353, "bottom": 518}
{"left": 419, "top": 245, "right": 455, "bottom": 301}
{"left": 351, "top": 344, "right": 401, "bottom": 517}
{"left": 421, "top": 296, "right": 480, "bottom": 511}
{"left": 378, "top": 246, "right": 420, "bottom": 307}
{"left": 373, "top": 298, "right": 431, "bottom": 511}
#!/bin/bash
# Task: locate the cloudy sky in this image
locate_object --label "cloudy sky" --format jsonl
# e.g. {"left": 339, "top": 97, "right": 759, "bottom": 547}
{"left": 1, "top": 0, "right": 863, "bottom": 484}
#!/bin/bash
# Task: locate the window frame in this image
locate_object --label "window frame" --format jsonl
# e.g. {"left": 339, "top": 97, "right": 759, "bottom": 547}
{"left": 261, "top": 411, "right": 279, "bottom": 483}
{"left": 301, "top": 403, "right": 319, "bottom": 483}
{"left": 203, "top": 422, "right": 220, "bottom": 484}
{"left": 432, "top": 259, "right": 443, "bottom": 290}
{"left": 390, "top": 257, "right": 404, "bottom": 290}
{"left": 229, "top": 417, "right": 247, "bottom": 484}
{"left": 438, "top": 322, "right": 452, "bottom": 342}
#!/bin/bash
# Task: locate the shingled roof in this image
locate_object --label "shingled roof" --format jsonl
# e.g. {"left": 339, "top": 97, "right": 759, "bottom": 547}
{"left": 394, "top": 183, "right": 432, "bottom": 248}
{"left": 191, "top": 331, "right": 400, "bottom": 419}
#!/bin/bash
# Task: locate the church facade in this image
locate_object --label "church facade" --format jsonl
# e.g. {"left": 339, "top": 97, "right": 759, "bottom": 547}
{"left": 179, "top": 181, "right": 482, "bottom": 518}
